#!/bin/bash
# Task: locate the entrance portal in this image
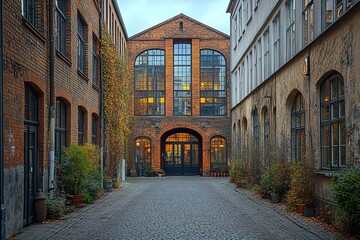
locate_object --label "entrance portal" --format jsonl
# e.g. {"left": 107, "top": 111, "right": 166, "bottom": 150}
{"left": 162, "top": 130, "right": 201, "bottom": 176}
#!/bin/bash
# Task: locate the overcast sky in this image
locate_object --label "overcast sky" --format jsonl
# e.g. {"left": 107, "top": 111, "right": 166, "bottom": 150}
{"left": 116, "top": 0, "right": 230, "bottom": 37}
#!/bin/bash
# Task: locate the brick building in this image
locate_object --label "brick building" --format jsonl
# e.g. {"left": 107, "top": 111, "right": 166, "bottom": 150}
{"left": 227, "top": 0, "right": 360, "bottom": 219}
{"left": 128, "top": 14, "right": 230, "bottom": 176}
{"left": 0, "top": 0, "right": 127, "bottom": 238}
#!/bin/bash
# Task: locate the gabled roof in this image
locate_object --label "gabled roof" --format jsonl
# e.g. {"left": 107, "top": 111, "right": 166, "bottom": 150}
{"left": 129, "top": 13, "right": 229, "bottom": 39}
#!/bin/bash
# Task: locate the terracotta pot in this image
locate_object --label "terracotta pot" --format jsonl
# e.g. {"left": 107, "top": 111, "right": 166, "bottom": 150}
{"left": 296, "top": 203, "right": 305, "bottom": 214}
{"left": 71, "top": 194, "right": 84, "bottom": 207}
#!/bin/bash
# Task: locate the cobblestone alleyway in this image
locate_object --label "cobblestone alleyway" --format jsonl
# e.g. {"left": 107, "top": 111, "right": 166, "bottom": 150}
{"left": 15, "top": 177, "right": 337, "bottom": 240}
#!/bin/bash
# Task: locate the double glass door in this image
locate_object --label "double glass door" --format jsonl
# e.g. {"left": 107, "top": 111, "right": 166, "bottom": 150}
{"left": 164, "top": 143, "right": 199, "bottom": 176}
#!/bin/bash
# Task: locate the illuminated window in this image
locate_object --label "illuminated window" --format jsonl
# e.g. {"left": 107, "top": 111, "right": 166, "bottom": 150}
{"left": 174, "top": 43, "right": 192, "bottom": 116}
{"left": 135, "top": 138, "right": 151, "bottom": 166}
{"left": 210, "top": 137, "right": 227, "bottom": 172}
{"left": 200, "top": 50, "right": 226, "bottom": 116}
{"left": 320, "top": 74, "right": 345, "bottom": 169}
{"left": 134, "top": 50, "right": 165, "bottom": 115}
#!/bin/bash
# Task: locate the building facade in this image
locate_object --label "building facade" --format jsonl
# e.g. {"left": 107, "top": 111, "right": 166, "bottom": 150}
{"left": 128, "top": 14, "right": 230, "bottom": 176}
{"left": 227, "top": 0, "right": 360, "bottom": 213}
{"left": 1, "top": 0, "right": 127, "bottom": 237}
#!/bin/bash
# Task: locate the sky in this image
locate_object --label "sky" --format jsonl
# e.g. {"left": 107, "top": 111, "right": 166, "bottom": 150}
{"left": 116, "top": 0, "right": 231, "bottom": 37}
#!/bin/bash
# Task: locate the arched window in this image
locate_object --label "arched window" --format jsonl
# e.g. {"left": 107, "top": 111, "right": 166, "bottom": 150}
{"left": 134, "top": 49, "right": 165, "bottom": 116}
{"left": 210, "top": 137, "right": 227, "bottom": 172}
{"left": 200, "top": 50, "right": 226, "bottom": 116}
{"left": 92, "top": 113, "right": 98, "bottom": 145}
{"left": 179, "top": 21, "right": 183, "bottom": 31}
{"left": 55, "top": 98, "right": 67, "bottom": 163}
{"left": 263, "top": 107, "right": 270, "bottom": 144}
{"left": 291, "top": 93, "right": 305, "bottom": 161}
{"left": 320, "top": 74, "right": 345, "bottom": 169}
{"left": 135, "top": 138, "right": 151, "bottom": 173}
{"left": 242, "top": 117, "right": 248, "bottom": 148}
{"left": 253, "top": 109, "right": 259, "bottom": 148}
{"left": 78, "top": 107, "right": 85, "bottom": 145}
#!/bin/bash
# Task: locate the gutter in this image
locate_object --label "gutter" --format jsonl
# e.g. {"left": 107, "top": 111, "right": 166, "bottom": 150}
{"left": 48, "top": 0, "right": 56, "bottom": 192}
{"left": 99, "top": 0, "right": 104, "bottom": 185}
{"left": 0, "top": 0, "right": 6, "bottom": 237}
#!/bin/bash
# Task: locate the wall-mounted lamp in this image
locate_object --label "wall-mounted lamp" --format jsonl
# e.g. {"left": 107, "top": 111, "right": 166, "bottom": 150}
{"left": 303, "top": 56, "right": 310, "bottom": 76}
{"left": 154, "top": 122, "right": 160, "bottom": 128}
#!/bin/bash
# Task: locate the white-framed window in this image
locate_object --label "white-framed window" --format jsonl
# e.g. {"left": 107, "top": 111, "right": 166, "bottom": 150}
{"left": 239, "top": 4, "right": 243, "bottom": 37}
{"left": 273, "top": 13, "right": 280, "bottom": 72}
{"left": 286, "top": 0, "right": 296, "bottom": 61}
{"left": 263, "top": 29, "right": 270, "bottom": 79}
{"left": 233, "top": 15, "right": 238, "bottom": 48}
{"left": 254, "top": 45, "right": 257, "bottom": 88}
{"left": 257, "top": 38, "right": 262, "bottom": 84}
{"left": 249, "top": 51, "right": 253, "bottom": 91}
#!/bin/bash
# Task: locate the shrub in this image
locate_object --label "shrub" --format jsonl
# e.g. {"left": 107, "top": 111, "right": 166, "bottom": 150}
{"left": 332, "top": 166, "right": 360, "bottom": 234}
{"left": 47, "top": 196, "right": 65, "bottom": 219}
{"left": 229, "top": 159, "right": 247, "bottom": 187}
{"left": 285, "top": 161, "right": 314, "bottom": 211}
{"left": 260, "top": 161, "right": 290, "bottom": 196}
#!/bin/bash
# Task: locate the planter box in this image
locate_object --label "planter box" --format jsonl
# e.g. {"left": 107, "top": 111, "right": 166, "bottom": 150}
{"left": 303, "top": 206, "right": 315, "bottom": 217}
{"left": 270, "top": 193, "right": 280, "bottom": 203}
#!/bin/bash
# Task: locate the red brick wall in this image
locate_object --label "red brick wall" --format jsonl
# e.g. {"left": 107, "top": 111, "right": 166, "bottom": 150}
{"left": 128, "top": 15, "right": 231, "bottom": 175}
{"left": 3, "top": 1, "right": 101, "bottom": 237}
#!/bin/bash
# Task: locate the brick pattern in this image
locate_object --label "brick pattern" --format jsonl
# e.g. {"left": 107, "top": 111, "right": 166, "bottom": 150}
{"left": 128, "top": 15, "right": 231, "bottom": 174}
{"left": 3, "top": 1, "right": 101, "bottom": 238}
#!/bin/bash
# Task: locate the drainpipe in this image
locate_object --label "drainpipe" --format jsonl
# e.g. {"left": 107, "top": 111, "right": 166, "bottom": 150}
{"left": 48, "top": 0, "right": 56, "bottom": 192}
{"left": 99, "top": 0, "right": 104, "bottom": 185}
{"left": 0, "top": 0, "right": 6, "bottom": 237}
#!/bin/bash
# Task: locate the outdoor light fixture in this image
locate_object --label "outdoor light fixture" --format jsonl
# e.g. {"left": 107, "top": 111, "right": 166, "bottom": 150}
{"left": 303, "top": 56, "right": 310, "bottom": 76}
{"left": 154, "top": 122, "right": 160, "bottom": 128}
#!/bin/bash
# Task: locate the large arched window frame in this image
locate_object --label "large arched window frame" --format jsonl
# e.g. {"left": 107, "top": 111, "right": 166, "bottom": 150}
{"left": 134, "top": 49, "right": 165, "bottom": 116}
{"left": 253, "top": 109, "right": 259, "bottom": 148}
{"left": 210, "top": 136, "right": 227, "bottom": 172}
{"left": 200, "top": 49, "right": 227, "bottom": 116}
{"left": 242, "top": 117, "right": 248, "bottom": 149}
{"left": 291, "top": 93, "right": 305, "bottom": 161}
{"left": 55, "top": 98, "right": 67, "bottom": 163}
{"left": 320, "top": 74, "right": 345, "bottom": 169}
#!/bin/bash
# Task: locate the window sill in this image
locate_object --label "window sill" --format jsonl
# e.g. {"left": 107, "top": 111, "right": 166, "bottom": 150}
{"left": 22, "top": 17, "right": 46, "bottom": 43}
{"left": 315, "top": 171, "right": 335, "bottom": 177}
{"left": 92, "top": 83, "right": 100, "bottom": 91}
{"left": 77, "top": 70, "right": 89, "bottom": 81}
{"left": 56, "top": 51, "right": 72, "bottom": 66}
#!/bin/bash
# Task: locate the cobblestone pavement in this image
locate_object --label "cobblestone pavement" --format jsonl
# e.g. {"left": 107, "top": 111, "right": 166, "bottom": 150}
{"left": 15, "top": 177, "right": 338, "bottom": 240}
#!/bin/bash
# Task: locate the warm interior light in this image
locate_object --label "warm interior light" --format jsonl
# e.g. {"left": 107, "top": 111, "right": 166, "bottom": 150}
{"left": 160, "top": 98, "right": 164, "bottom": 103}
{"left": 183, "top": 84, "right": 190, "bottom": 90}
{"left": 200, "top": 98, "right": 205, "bottom": 103}
{"left": 136, "top": 142, "right": 140, "bottom": 146}
{"left": 148, "top": 97, "right": 154, "bottom": 103}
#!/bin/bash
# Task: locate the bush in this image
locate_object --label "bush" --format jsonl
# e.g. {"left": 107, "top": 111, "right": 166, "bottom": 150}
{"left": 229, "top": 159, "right": 247, "bottom": 187}
{"left": 285, "top": 161, "right": 314, "bottom": 211}
{"left": 260, "top": 161, "right": 290, "bottom": 196}
{"left": 332, "top": 166, "right": 360, "bottom": 234}
{"left": 47, "top": 196, "right": 65, "bottom": 219}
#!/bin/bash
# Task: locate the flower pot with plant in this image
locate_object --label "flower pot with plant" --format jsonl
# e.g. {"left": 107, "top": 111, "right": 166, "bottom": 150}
{"left": 61, "top": 144, "right": 92, "bottom": 207}
{"left": 260, "top": 161, "right": 291, "bottom": 203}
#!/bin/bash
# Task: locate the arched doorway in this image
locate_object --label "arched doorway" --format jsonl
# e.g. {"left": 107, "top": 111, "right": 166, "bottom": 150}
{"left": 161, "top": 128, "right": 202, "bottom": 176}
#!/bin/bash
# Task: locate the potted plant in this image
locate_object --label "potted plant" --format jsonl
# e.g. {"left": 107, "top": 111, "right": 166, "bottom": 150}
{"left": 260, "top": 161, "right": 291, "bottom": 203}
{"left": 61, "top": 144, "right": 91, "bottom": 207}
{"left": 286, "top": 160, "right": 315, "bottom": 216}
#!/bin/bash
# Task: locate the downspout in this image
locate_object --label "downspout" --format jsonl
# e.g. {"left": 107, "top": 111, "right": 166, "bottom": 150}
{"left": 48, "top": 0, "right": 56, "bottom": 192}
{"left": 99, "top": 0, "right": 104, "bottom": 185}
{"left": 0, "top": 0, "right": 6, "bottom": 238}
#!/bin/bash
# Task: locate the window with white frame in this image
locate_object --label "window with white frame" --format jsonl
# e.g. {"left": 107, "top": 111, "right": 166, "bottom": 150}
{"left": 263, "top": 29, "right": 270, "bottom": 79}
{"left": 254, "top": 45, "right": 257, "bottom": 88}
{"left": 286, "top": 0, "right": 296, "bottom": 61}
{"left": 244, "top": 0, "right": 248, "bottom": 24}
{"left": 249, "top": 51, "right": 253, "bottom": 91}
{"left": 257, "top": 38, "right": 262, "bottom": 84}
{"left": 273, "top": 14, "right": 280, "bottom": 72}
{"left": 303, "top": 0, "right": 314, "bottom": 47}
{"left": 233, "top": 15, "right": 238, "bottom": 47}
{"left": 239, "top": 5, "right": 243, "bottom": 37}
{"left": 248, "top": 0, "right": 252, "bottom": 22}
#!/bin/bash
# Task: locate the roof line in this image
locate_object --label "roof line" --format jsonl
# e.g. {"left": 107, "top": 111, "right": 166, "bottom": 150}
{"left": 112, "top": 0, "right": 128, "bottom": 40}
{"left": 129, "top": 13, "right": 230, "bottom": 40}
